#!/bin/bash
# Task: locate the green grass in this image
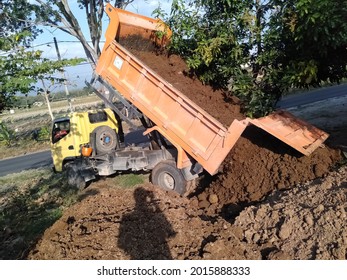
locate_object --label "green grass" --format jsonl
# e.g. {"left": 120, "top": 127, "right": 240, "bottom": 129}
{"left": 109, "top": 173, "right": 148, "bottom": 189}
{"left": 0, "top": 168, "right": 80, "bottom": 259}
{"left": 0, "top": 168, "right": 49, "bottom": 194}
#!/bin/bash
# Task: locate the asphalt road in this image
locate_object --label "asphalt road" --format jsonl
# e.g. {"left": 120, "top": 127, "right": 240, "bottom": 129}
{"left": 0, "top": 150, "right": 52, "bottom": 177}
{"left": 276, "top": 83, "right": 347, "bottom": 108}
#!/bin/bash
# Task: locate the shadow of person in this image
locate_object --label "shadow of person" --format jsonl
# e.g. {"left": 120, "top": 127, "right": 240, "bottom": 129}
{"left": 117, "top": 187, "right": 176, "bottom": 259}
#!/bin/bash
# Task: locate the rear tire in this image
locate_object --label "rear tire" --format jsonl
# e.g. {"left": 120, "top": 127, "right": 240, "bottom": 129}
{"left": 93, "top": 126, "right": 118, "bottom": 154}
{"left": 151, "top": 160, "right": 187, "bottom": 195}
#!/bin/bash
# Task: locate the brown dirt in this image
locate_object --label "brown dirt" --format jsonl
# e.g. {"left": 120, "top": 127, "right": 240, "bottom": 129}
{"left": 28, "top": 184, "right": 259, "bottom": 260}
{"left": 27, "top": 37, "right": 346, "bottom": 260}
{"left": 119, "top": 35, "right": 244, "bottom": 126}
{"left": 117, "top": 36, "right": 343, "bottom": 211}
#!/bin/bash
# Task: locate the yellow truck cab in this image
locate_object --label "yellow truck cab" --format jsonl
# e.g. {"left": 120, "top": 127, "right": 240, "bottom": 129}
{"left": 51, "top": 108, "right": 120, "bottom": 172}
{"left": 50, "top": 106, "right": 193, "bottom": 194}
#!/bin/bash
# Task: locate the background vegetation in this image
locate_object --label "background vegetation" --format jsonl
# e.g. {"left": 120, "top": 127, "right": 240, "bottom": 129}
{"left": 167, "top": 0, "right": 347, "bottom": 116}
{"left": 9, "top": 88, "right": 94, "bottom": 109}
{"left": 3, "top": 1, "right": 346, "bottom": 117}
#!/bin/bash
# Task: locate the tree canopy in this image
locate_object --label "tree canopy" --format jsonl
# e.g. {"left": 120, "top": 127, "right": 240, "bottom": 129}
{"left": 168, "top": 0, "right": 347, "bottom": 116}
{"left": 0, "top": 0, "right": 84, "bottom": 112}
{"left": 0, "top": 0, "right": 134, "bottom": 113}
{"left": 28, "top": 0, "right": 134, "bottom": 71}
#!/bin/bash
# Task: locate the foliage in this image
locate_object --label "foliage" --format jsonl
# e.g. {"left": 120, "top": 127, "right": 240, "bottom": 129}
{"left": 0, "top": 35, "right": 84, "bottom": 112}
{"left": 33, "top": 126, "right": 51, "bottom": 142}
{"left": 28, "top": 0, "right": 134, "bottom": 70}
{"left": 270, "top": 0, "right": 347, "bottom": 87}
{"left": 151, "top": 2, "right": 171, "bottom": 41}
{"left": 0, "top": 1, "right": 85, "bottom": 113}
{"left": 0, "top": 0, "right": 41, "bottom": 40}
{"left": 168, "top": 0, "right": 347, "bottom": 117}
{"left": 0, "top": 1, "right": 35, "bottom": 111}
{"left": 0, "top": 122, "right": 16, "bottom": 147}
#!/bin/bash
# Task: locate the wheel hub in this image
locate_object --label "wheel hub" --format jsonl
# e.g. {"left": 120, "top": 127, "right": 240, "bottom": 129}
{"left": 162, "top": 173, "right": 175, "bottom": 190}
{"left": 101, "top": 134, "right": 112, "bottom": 146}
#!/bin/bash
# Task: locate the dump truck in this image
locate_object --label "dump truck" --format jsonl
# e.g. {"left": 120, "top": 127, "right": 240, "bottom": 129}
{"left": 51, "top": 3, "right": 329, "bottom": 194}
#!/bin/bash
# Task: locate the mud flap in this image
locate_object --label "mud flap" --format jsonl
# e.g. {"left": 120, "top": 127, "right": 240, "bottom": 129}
{"left": 247, "top": 110, "right": 329, "bottom": 156}
{"left": 80, "top": 167, "right": 96, "bottom": 183}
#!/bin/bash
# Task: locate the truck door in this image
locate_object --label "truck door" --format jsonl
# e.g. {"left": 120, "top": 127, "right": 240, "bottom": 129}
{"left": 51, "top": 118, "right": 77, "bottom": 171}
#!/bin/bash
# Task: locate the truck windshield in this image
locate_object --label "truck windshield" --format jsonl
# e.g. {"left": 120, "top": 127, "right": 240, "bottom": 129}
{"left": 52, "top": 119, "right": 70, "bottom": 144}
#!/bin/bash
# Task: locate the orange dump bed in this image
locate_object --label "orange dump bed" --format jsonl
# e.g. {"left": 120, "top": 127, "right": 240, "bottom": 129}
{"left": 96, "top": 4, "right": 328, "bottom": 175}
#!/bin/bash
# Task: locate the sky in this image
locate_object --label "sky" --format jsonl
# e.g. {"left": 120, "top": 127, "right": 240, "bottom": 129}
{"left": 31, "top": 0, "right": 173, "bottom": 91}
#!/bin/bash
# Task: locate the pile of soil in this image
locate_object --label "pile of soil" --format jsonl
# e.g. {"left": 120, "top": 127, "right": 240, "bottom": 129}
{"left": 119, "top": 36, "right": 342, "bottom": 209}
{"left": 28, "top": 183, "right": 259, "bottom": 260}
{"left": 27, "top": 36, "right": 345, "bottom": 260}
{"left": 233, "top": 165, "right": 347, "bottom": 260}
{"left": 28, "top": 165, "right": 347, "bottom": 260}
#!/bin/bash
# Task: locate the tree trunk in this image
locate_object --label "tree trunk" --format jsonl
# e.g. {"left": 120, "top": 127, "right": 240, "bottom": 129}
{"left": 40, "top": 79, "right": 54, "bottom": 121}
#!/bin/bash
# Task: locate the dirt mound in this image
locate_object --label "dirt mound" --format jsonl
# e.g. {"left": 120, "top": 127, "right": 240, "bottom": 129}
{"left": 28, "top": 184, "right": 259, "bottom": 260}
{"left": 234, "top": 165, "right": 347, "bottom": 260}
{"left": 201, "top": 130, "right": 341, "bottom": 212}
{"left": 28, "top": 166, "right": 347, "bottom": 260}
{"left": 119, "top": 38, "right": 343, "bottom": 208}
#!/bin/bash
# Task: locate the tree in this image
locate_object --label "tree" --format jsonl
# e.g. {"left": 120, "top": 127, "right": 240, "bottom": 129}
{"left": 29, "top": 0, "right": 134, "bottom": 73}
{"left": 0, "top": 1, "right": 84, "bottom": 114}
{"left": 0, "top": 0, "right": 37, "bottom": 111}
{"left": 168, "top": 0, "right": 347, "bottom": 117}
{"left": 269, "top": 0, "right": 347, "bottom": 87}
{"left": 0, "top": 33, "right": 83, "bottom": 116}
{"left": 0, "top": 0, "right": 41, "bottom": 38}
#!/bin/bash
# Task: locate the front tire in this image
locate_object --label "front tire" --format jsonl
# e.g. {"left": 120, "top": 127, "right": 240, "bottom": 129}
{"left": 151, "top": 160, "right": 187, "bottom": 195}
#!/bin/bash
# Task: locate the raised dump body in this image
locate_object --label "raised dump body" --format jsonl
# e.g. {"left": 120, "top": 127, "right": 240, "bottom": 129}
{"left": 95, "top": 4, "right": 328, "bottom": 175}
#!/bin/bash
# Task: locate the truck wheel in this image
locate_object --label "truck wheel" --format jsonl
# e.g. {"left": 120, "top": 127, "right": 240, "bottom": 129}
{"left": 151, "top": 160, "right": 187, "bottom": 195}
{"left": 66, "top": 163, "right": 86, "bottom": 191}
{"left": 94, "top": 126, "right": 118, "bottom": 154}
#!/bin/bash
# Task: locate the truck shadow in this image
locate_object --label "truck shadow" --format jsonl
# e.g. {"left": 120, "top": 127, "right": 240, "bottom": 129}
{"left": 117, "top": 187, "right": 176, "bottom": 259}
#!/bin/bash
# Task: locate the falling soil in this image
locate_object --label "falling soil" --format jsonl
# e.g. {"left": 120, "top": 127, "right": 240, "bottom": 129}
{"left": 27, "top": 35, "right": 345, "bottom": 260}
